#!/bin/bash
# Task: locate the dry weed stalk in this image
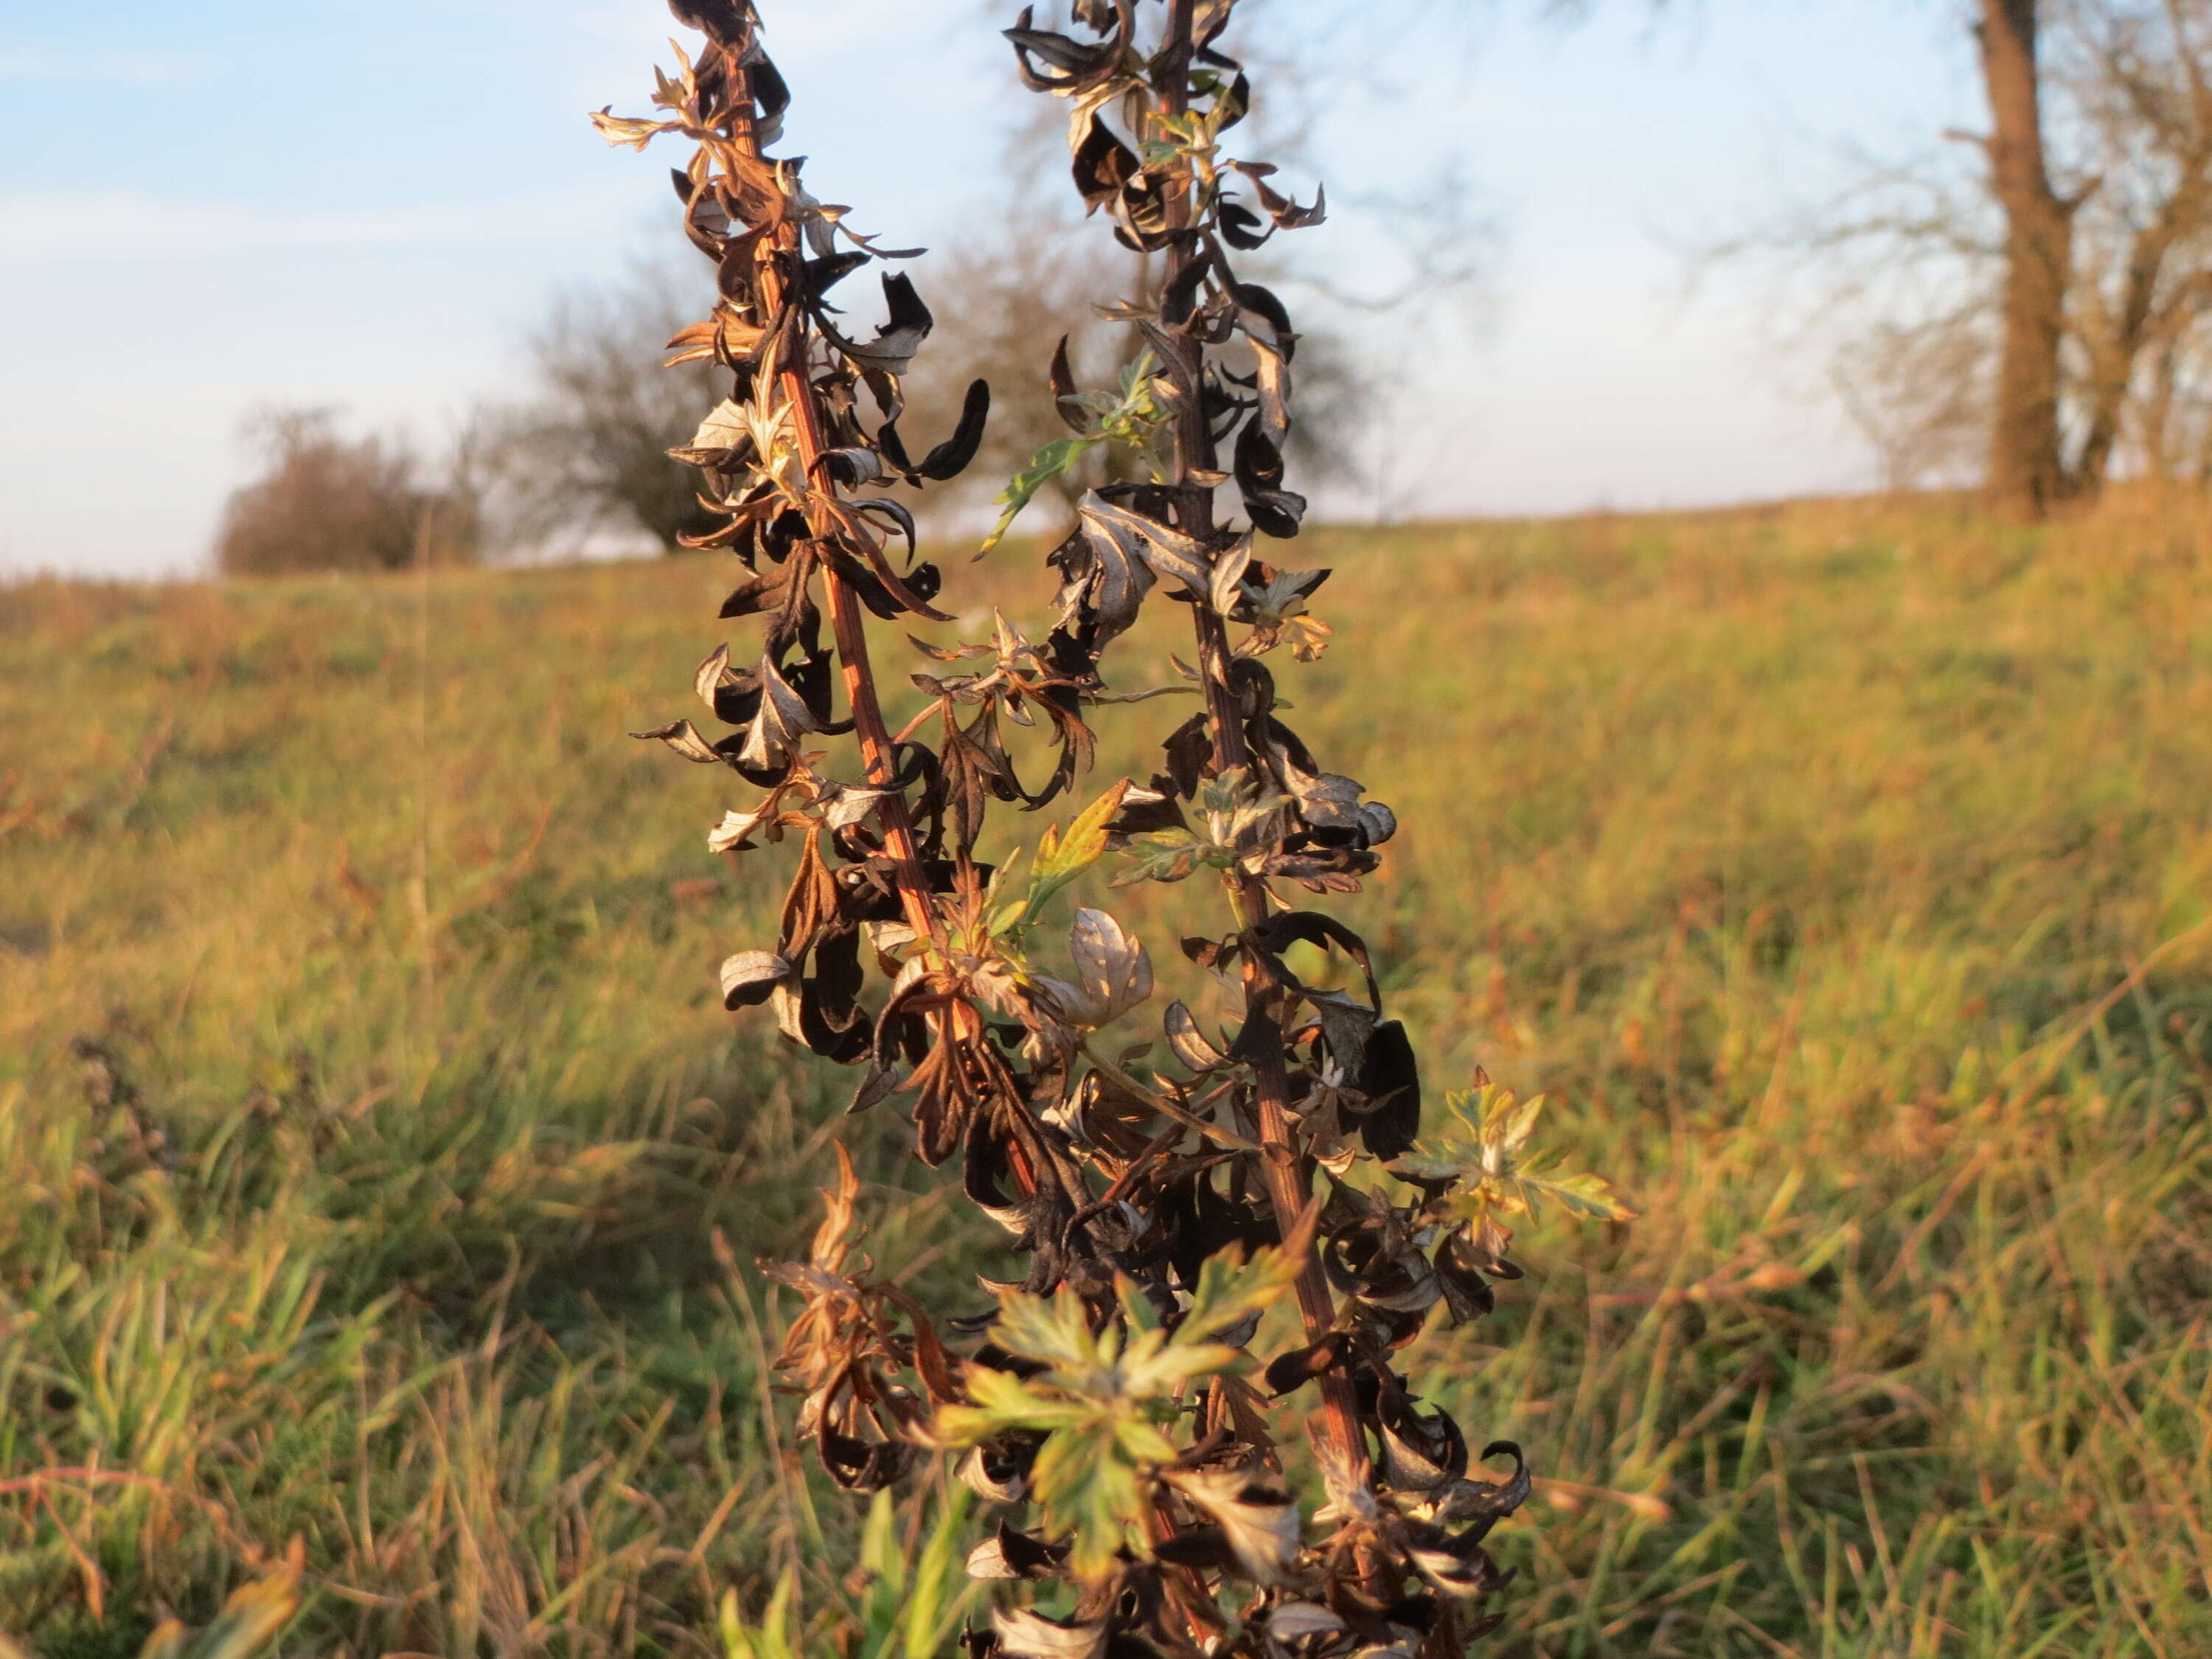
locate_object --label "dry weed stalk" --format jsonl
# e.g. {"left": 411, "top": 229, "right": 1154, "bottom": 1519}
{"left": 602, "top": 3, "right": 1629, "bottom": 1653}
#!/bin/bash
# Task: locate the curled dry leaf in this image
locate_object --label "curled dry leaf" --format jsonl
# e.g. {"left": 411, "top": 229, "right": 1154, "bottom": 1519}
{"left": 1063, "top": 905, "right": 1152, "bottom": 1029}
{"left": 719, "top": 949, "right": 793, "bottom": 1009}
{"left": 991, "top": 1610, "right": 1104, "bottom": 1659}
{"left": 1161, "top": 1466, "right": 1301, "bottom": 1583}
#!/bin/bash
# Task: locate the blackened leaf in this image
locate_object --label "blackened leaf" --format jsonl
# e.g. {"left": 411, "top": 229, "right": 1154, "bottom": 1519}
{"left": 1357, "top": 1019, "right": 1422, "bottom": 1160}
{"left": 1071, "top": 110, "right": 1141, "bottom": 216}
{"left": 849, "top": 1061, "right": 902, "bottom": 1115}
{"left": 1357, "top": 801, "right": 1398, "bottom": 846}
{"left": 1234, "top": 421, "right": 1306, "bottom": 538}
{"left": 1231, "top": 282, "right": 1295, "bottom": 358}
{"left": 1219, "top": 198, "right": 1270, "bottom": 251}
{"left": 1408, "top": 1523, "right": 1504, "bottom": 1599}
{"left": 967, "top": 1523, "right": 1067, "bottom": 1581}
{"left": 1082, "top": 495, "right": 1211, "bottom": 594}
{"left": 1434, "top": 1227, "right": 1498, "bottom": 1325}
{"left": 1467, "top": 1441, "right": 1533, "bottom": 1519}
{"left": 719, "top": 950, "right": 793, "bottom": 1010}
{"left": 1263, "top": 1332, "right": 1346, "bottom": 1397}
{"left": 1150, "top": 1525, "right": 1237, "bottom": 1573}
{"left": 817, "top": 445, "right": 886, "bottom": 487}
{"left": 793, "top": 975, "right": 873, "bottom": 1063}
{"left": 719, "top": 570, "right": 789, "bottom": 619}
{"left": 668, "top": 0, "right": 751, "bottom": 49}
{"left": 1072, "top": 493, "right": 1159, "bottom": 642}
{"left": 960, "top": 1438, "right": 1038, "bottom": 1503}
{"left": 1283, "top": 766, "right": 1368, "bottom": 835}
{"left": 840, "top": 272, "right": 934, "bottom": 377}
{"left": 1161, "top": 247, "right": 1213, "bottom": 328}
{"left": 740, "top": 654, "right": 827, "bottom": 771}
{"left": 1251, "top": 910, "right": 1381, "bottom": 1009}
{"left": 1304, "top": 987, "right": 1377, "bottom": 1075}
{"left": 918, "top": 378, "right": 991, "bottom": 480}
{"left": 1004, "top": 2, "right": 1130, "bottom": 93}
{"left": 1377, "top": 1394, "right": 1470, "bottom": 1494}
{"left": 820, "top": 1433, "right": 916, "bottom": 1493}
{"left": 803, "top": 250, "right": 870, "bottom": 300}
{"left": 1048, "top": 335, "right": 1088, "bottom": 434}
{"left": 964, "top": 1119, "right": 1030, "bottom": 1236}
{"left": 1162, "top": 714, "right": 1211, "bottom": 798}
{"left": 1107, "top": 780, "right": 1187, "bottom": 836}
{"left": 1180, "top": 934, "right": 1237, "bottom": 973}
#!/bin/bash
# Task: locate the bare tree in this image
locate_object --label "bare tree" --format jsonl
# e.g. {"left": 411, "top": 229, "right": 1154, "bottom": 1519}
{"left": 1746, "top": 1, "right": 2212, "bottom": 512}
{"left": 2062, "top": 0, "right": 2212, "bottom": 482}
{"left": 490, "top": 262, "right": 727, "bottom": 553}
{"left": 1972, "top": 1, "right": 2076, "bottom": 512}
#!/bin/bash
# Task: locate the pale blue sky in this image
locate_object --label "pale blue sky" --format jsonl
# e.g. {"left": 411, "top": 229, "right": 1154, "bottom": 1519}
{"left": 0, "top": 1, "right": 1972, "bottom": 577}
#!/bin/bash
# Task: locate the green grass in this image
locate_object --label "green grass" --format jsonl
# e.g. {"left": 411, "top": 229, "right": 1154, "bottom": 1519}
{"left": 1, "top": 494, "right": 2208, "bottom": 1656}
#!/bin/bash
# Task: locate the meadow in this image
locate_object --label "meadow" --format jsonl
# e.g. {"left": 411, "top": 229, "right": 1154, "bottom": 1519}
{"left": 1, "top": 495, "right": 2208, "bottom": 1658}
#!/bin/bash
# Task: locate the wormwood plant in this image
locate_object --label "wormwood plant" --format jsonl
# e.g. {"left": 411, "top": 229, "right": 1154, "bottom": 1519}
{"left": 602, "top": 2, "right": 1630, "bottom": 1655}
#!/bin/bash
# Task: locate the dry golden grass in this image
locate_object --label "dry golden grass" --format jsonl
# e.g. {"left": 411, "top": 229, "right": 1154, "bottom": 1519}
{"left": 1, "top": 493, "right": 2208, "bottom": 1655}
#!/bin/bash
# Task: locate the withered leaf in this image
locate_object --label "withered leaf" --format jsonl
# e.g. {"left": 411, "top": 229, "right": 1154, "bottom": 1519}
{"left": 916, "top": 378, "right": 991, "bottom": 480}
{"left": 1048, "top": 335, "right": 1088, "bottom": 434}
{"left": 838, "top": 272, "right": 933, "bottom": 378}
{"left": 967, "top": 1523, "right": 1068, "bottom": 1582}
{"left": 1067, "top": 906, "right": 1153, "bottom": 1029}
{"left": 739, "top": 654, "right": 827, "bottom": 771}
{"left": 631, "top": 719, "right": 724, "bottom": 765}
{"left": 719, "top": 949, "right": 793, "bottom": 1010}
{"left": 708, "top": 799, "right": 776, "bottom": 852}
{"left": 1263, "top": 1332, "right": 1346, "bottom": 1397}
{"left": 1357, "top": 1020, "right": 1421, "bottom": 1161}
{"left": 1081, "top": 494, "right": 1211, "bottom": 595}
{"left": 1163, "top": 1000, "right": 1227, "bottom": 1073}
{"left": 992, "top": 1610, "right": 1104, "bottom": 1659}
{"left": 1161, "top": 1467, "right": 1300, "bottom": 1583}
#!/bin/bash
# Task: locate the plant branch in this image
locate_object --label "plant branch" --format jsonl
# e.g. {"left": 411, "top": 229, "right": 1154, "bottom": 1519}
{"left": 730, "top": 60, "right": 941, "bottom": 950}
{"left": 1155, "top": 0, "right": 1370, "bottom": 1486}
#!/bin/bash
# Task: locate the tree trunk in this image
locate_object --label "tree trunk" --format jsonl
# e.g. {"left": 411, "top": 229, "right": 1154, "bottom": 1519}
{"left": 1975, "top": 0, "right": 2072, "bottom": 517}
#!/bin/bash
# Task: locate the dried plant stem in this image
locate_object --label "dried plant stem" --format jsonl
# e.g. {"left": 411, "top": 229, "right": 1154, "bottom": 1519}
{"left": 613, "top": 3, "right": 1615, "bottom": 1643}
{"left": 733, "top": 70, "right": 939, "bottom": 951}
{"left": 1156, "top": 0, "right": 1367, "bottom": 1481}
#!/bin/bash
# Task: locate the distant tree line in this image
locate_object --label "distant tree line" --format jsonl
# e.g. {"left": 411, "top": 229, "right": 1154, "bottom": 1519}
{"left": 216, "top": 236, "right": 1378, "bottom": 575}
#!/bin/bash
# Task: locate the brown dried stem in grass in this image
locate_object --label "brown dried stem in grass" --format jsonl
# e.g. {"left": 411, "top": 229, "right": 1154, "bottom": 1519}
{"left": 604, "top": 3, "right": 1630, "bottom": 1652}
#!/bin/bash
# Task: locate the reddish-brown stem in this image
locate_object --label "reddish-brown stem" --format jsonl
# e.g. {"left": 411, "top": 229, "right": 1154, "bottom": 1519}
{"left": 728, "top": 53, "right": 1045, "bottom": 1201}
{"left": 1155, "top": 0, "right": 1369, "bottom": 1483}
{"left": 728, "top": 59, "right": 936, "bottom": 949}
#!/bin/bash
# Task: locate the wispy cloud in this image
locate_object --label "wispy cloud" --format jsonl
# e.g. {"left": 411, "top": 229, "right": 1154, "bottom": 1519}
{"left": 0, "top": 183, "right": 641, "bottom": 265}
{"left": 0, "top": 46, "right": 213, "bottom": 86}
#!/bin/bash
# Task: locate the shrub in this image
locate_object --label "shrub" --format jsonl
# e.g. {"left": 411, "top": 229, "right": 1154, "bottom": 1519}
{"left": 212, "top": 408, "right": 478, "bottom": 577}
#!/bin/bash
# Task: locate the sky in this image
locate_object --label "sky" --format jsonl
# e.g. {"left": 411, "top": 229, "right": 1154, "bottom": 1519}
{"left": 0, "top": 1, "right": 1977, "bottom": 578}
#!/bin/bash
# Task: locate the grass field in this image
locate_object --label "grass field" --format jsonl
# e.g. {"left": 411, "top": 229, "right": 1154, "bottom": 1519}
{"left": 2, "top": 495, "right": 2209, "bottom": 1658}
